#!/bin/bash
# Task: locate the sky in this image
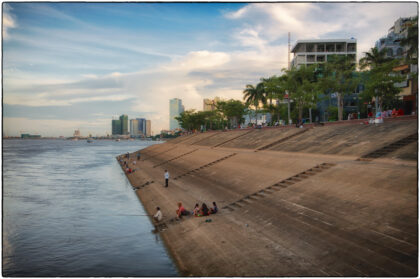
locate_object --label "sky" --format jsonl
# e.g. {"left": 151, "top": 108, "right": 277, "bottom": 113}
{"left": 3, "top": 2, "right": 418, "bottom": 137}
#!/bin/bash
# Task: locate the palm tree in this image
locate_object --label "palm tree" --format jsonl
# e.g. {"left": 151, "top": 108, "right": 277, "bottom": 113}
{"left": 243, "top": 83, "right": 265, "bottom": 124}
{"left": 359, "top": 47, "right": 390, "bottom": 70}
{"left": 243, "top": 84, "right": 259, "bottom": 107}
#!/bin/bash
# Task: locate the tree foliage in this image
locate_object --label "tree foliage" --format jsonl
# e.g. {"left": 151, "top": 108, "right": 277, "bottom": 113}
{"left": 283, "top": 64, "right": 320, "bottom": 120}
{"left": 216, "top": 99, "right": 246, "bottom": 128}
{"left": 318, "top": 55, "right": 358, "bottom": 121}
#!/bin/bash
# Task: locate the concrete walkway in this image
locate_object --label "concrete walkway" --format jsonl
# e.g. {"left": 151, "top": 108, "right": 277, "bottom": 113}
{"left": 119, "top": 119, "right": 417, "bottom": 276}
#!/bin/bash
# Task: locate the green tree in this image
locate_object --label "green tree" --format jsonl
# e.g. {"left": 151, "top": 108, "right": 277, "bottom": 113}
{"left": 261, "top": 75, "right": 287, "bottom": 123}
{"left": 319, "top": 55, "right": 358, "bottom": 121}
{"left": 284, "top": 64, "right": 320, "bottom": 120}
{"left": 359, "top": 47, "right": 391, "bottom": 70}
{"left": 360, "top": 60, "right": 404, "bottom": 111}
{"left": 359, "top": 48, "right": 404, "bottom": 112}
{"left": 243, "top": 83, "right": 266, "bottom": 124}
{"left": 216, "top": 99, "right": 246, "bottom": 128}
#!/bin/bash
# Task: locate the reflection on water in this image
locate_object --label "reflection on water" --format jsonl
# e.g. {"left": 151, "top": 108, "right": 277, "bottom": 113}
{"left": 3, "top": 139, "right": 178, "bottom": 277}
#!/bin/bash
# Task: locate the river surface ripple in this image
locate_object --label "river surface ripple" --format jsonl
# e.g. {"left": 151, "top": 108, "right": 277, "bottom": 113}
{"left": 3, "top": 139, "right": 178, "bottom": 277}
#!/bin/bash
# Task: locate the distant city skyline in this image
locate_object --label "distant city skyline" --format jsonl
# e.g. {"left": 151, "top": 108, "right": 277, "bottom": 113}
{"left": 3, "top": 2, "right": 417, "bottom": 136}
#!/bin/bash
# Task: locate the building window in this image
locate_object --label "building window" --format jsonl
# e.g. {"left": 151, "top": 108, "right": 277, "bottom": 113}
{"left": 306, "top": 44, "right": 315, "bottom": 52}
{"left": 336, "top": 43, "right": 345, "bottom": 52}
{"left": 347, "top": 43, "right": 356, "bottom": 52}
{"left": 307, "top": 55, "right": 315, "bottom": 62}
{"left": 397, "top": 48, "right": 403, "bottom": 56}
{"left": 387, "top": 48, "right": 393, "bottom": 57}
{"left": 326, "top": 43, "right": 335, "bottom": 52}
{"left": 317, "top": 44, "right": 325, "bottom": 52}
{"left": 316, "top": 55, "right": 325, "bottom": 62}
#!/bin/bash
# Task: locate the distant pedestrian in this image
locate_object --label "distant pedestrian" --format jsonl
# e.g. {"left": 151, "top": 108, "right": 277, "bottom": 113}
{"left": 137, "top": 152, "right": 141, "bottom": 160}
{"left": 164, "top": 170, "right": 169, "bottom": 187}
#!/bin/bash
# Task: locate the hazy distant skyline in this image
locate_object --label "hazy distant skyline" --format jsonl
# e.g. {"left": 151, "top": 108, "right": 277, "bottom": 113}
{"left": 3, "top": 2, "right": 417, "bottom": 136}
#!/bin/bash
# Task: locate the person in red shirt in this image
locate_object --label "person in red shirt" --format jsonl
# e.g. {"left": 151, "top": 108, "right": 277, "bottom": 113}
{"left": 398, "top": 108, "right": 404, "bottom": 116}
{"left": 176, "top": 202, "right": 188, "bottom": 218}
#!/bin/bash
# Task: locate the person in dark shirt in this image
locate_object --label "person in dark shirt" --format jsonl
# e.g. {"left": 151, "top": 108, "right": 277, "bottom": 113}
{"left": 201, "top": 203, "right": 209, "bottom": 216}
{"left": 210, "top": 201, "right": 218, "bottom": 214}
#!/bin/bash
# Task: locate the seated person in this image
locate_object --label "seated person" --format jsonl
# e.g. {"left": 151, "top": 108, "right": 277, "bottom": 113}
{"left": 200, "top": 203, "right": 210, "bottom": 216}
{"left": 192, "top": 203, "right": 200, "bottom": 216}
{"left": 176, "top": 202, "right": 189, "bottom": 218}
{"left": 153, "top": 207, "right": 162, "bottom": 222}
{"left": 210, "top": 201, "right": 218, "bottom": 214}
{"left": 392, "top": 108, "right": 397, "bottom": 116}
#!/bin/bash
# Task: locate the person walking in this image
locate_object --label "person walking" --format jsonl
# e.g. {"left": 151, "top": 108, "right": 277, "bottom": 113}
{"left": 164, "top": 170, "right": 169, "bottom": 187}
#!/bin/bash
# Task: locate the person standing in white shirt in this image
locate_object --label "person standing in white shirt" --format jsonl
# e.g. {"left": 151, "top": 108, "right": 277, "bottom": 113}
{"left": 164, "top": 170, "right": 169, "bottom": 187}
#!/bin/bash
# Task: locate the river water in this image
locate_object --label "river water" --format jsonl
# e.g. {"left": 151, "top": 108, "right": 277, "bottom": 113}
{"left": 2, "top": 139, "right": 178, "bottom": 276}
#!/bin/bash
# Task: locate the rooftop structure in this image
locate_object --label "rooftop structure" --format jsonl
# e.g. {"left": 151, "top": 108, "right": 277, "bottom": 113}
{"left": 291, "top": 38, "right": 357, "bottom": 68}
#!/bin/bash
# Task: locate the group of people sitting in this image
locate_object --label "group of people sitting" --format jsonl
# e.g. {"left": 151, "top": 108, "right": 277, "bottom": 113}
{"left": 176, "top": 201, "right": 218, "bottom": 218}
{"left": 153, "top": 201, "right": 219, "bottom": 222}
{"left": 119, "top": 157, "right": 137, "bottom": 174}
{"left": 367, "top": 108, "right": 405, "bottom": 118}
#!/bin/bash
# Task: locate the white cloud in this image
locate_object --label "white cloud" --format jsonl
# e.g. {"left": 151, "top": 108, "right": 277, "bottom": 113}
{"left": 225, "top": 3, "right": 417, "bottom": 59}
{"left": 3, "top": 4, "right": 17, "bottom": 39}
{"left": 4, "top": 3, "right": 418, "bottom": 136}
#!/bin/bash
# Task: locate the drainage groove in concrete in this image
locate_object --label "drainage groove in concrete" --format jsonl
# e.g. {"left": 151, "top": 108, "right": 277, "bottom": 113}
{"left": 222, "top": 162, "right": 336, "bottom": 212}
{"left": 255, "top": 128, "right": 310, "bottom": 151}
{"left": 173, "top": 153, "right": 237, "bottom": 181}
{"left": 189, "top": 132, "right": 221, "bottom": 145}
{"left": 153, "top": 149, "right": 198, "bottom": 168}
{"left": 212, "top": 129, "right": 255, "bottom": 148}
{"left": 358, "top": 133, "right": 418, "bottom": 160}
{"left": 141, "top": 146, "right": 177, "bottom": 161}
{"left": 133, "top": 180, "right": 155, "bottom": 190}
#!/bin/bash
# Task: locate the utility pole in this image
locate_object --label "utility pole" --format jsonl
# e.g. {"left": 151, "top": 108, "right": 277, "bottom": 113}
{"left": 287, "top": 32, "right": 291, "bottom": 125}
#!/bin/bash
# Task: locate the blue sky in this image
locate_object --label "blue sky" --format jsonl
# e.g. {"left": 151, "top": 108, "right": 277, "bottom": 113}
{"left": 3, "top": 2, "right": 418, "bottom": 136}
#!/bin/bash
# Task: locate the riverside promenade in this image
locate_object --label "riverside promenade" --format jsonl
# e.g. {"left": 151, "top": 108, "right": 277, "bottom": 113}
{"left": 118, "top": 116, "right": 417, "bottom": 276}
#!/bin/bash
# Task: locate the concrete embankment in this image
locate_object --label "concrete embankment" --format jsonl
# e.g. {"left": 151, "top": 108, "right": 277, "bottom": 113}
{"left": 118, "top": 117, "right": 418, "bottom": 276}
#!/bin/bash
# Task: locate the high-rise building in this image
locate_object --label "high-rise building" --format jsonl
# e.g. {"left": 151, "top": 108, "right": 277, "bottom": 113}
{"left": 130, "top": 119, "right": 139, "bottom": 136}
{"left": 120, "top": 114, "right": 129, "bottom": 135}
{"left": 136, "top": 118, "right": 146, "bottom": 136}
{"left": 73, "top": 129, "right": 81, "bottom": 137}
{"left": 291, "top": 38, "right": 357, "bottom": 68}
{"left": 146, "top": 120, "right": 151, "bottom": 137}
{"left": 169, "top": 98, "right": 184, "bottom": 130}
{"left": 112, "top": 119, "right": 121, "bottom": 135}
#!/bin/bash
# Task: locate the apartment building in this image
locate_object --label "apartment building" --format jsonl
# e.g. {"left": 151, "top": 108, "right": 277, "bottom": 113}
{"left": 291, "top": 38, "right": 357, "bottom": 68}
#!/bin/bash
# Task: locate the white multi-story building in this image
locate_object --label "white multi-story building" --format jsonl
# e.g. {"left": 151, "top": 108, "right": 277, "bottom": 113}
{"left": 145, "top": 120, "right": 151, "bottom": 137}
{"left": 291, "top": 38, "right": 357, "bottom": 68}
{"left": 130, "top": 119, "right": 139, "bottom": 136}
{"left": 169, "top": 98, "right": 184, "bottom": 130}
